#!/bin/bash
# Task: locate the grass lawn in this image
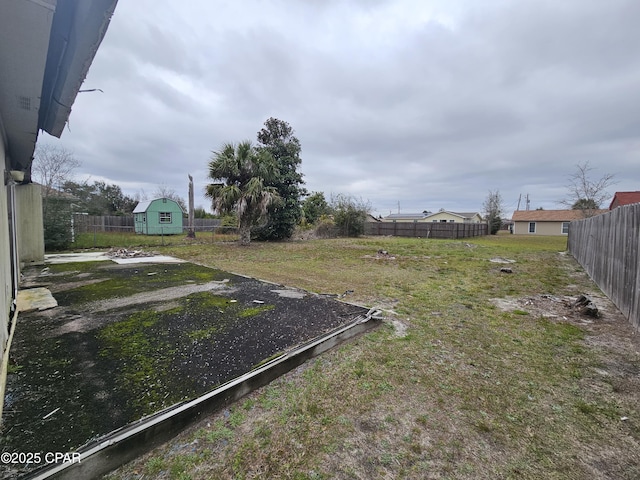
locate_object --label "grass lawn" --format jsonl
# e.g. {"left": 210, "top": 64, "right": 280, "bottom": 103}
{"left": 100, "top": 233, "right": 640, "bottom": 479}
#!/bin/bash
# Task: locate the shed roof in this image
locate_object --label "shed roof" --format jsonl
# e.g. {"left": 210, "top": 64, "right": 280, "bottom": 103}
{"left": 511, "top": 209, "right": 607, "bottom": 222}
{"left": 133, "top": 198, "right": 184, "bottom": 214}
{"left": 132, "top": 200, "right": 152, "bottom": 213}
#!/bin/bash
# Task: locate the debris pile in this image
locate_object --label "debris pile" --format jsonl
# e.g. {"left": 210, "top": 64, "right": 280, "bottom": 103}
{"left": 375, "top": 250, "right": 396, "bottom": 260}
{"left": 573, "top": 294, "right": 600, "bottom": 318}
{"left": 107, "top": 248, "right": 156, "bottom": 259}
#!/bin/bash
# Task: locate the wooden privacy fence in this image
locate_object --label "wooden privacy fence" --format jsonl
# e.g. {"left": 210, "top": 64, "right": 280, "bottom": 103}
{"left": 72, "top": 215, "right": 133, "bottom": 233}
{"left": 365, "top": 222, "right": 488, "bottom": 239}
{"left": 568, "top": 203, "right": 640, "bottom": 330}
{"left": 72, "top": 215, "right": 222, "bottom": 233}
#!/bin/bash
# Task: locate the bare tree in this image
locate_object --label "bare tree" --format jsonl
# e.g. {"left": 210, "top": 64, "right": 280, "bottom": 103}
{"left": 483, "top": 190, "right": 504, "bottom": 235}
{"left": 153, "top": 184, "right": 186, "bottom": 212}
{"left": 31, "top": 145, "right": 80, "bottom": 249}
{"left": 32, "top": 144, "right": 80, "bottom": 201}
{"left": 561, "top": 161, "right": 617, "bottom": 217}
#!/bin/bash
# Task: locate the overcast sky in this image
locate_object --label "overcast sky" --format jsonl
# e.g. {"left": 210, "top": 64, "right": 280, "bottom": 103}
{"left": 38, "top": 0, "right": 639, "bottom": 217}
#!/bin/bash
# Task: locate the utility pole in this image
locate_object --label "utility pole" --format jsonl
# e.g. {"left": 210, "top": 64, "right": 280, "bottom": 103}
{"left": 516, "top": 194, "right": 521, "bottom": 211}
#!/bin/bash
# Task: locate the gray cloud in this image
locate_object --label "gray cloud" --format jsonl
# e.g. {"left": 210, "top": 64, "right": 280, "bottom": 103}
{"left": 38, "top": 0, "right": 640, "bottom": 216}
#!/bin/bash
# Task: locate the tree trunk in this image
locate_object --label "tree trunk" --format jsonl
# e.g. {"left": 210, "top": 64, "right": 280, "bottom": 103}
{"left": 238, "top": 217, "right": 251, "bottom": 246}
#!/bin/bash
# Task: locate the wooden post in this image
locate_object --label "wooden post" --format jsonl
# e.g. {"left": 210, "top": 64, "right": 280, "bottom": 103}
{"left": 187, "top": 174, "right": 196, "bottom": 239}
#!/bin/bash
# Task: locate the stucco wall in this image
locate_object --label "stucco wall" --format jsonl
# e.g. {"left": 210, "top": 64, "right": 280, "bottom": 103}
{"left": 0, "top": 138, "right": 10, "bottom": 349}
{"left": 513, "top": 220, "right": 568, "bottom": 236}
{"left": 16, "top": 183, "right": 44, "bottom": 264}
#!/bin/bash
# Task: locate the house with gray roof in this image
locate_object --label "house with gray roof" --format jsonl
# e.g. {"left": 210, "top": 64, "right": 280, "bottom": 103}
{"left": 382, "top": 210, "right": 483, "bottom": 223}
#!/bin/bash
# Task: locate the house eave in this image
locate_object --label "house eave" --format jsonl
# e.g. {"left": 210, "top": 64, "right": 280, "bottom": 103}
{"left": 0, "top": 0, "right": 117, "bottom": 182}
{"left": 38, "top": 0, "right": 118, "bottom": 138}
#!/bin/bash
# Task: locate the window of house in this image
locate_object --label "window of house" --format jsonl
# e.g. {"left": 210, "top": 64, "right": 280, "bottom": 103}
{"left": 432, "top": 220, "right": 438, "bottom": 223}
{"left": 449, "top": 220, "right": 455, "bottom": 223}
{"left": 562, "top": 222, "right": 569, "bottom": 234}
{"left": 528, "top": 222, "right": 536, "bottom": 233}
{"left": 159, "top": 212, "right": 172, "bottom": 223}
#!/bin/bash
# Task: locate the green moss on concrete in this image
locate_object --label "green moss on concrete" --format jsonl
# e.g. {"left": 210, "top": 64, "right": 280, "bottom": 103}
{"left": 187, "top": 326, "right": 222, "bottom": 341}
{"left": 53, "top": 262, "right": 232, "bottom": 306}
{"left": 96, "top": 291, "right": 276, "bottom": 417}
{"left": 98, "top": 310, "right": 178, "bottom": 413}
{"left": 239, "top": 304, "right": 275, "bottom": 318}
{"left": 252, "top": 351, "right": 285, "bottom": 370}
{"left": 184, "top": 291, "right": 235, "bottom": 313}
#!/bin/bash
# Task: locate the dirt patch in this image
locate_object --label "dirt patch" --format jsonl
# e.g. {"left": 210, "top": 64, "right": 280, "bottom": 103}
{"left": 492, "top": 285, "right": 640, "bottom": 463}
{"left": 490, "top": 294, "right": 596, "bottom": 324}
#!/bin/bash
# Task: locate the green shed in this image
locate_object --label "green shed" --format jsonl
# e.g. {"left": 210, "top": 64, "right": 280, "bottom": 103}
{"left": 133, "top": 198, "right": 184, "bottom": 235}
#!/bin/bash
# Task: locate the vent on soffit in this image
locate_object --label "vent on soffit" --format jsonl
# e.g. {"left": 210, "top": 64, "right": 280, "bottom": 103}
{"left": 18, "top": 96, "right": 31, "bottom": 110}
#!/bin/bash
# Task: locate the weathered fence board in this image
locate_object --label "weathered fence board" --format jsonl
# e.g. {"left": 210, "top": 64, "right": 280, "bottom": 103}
{"left": 365, "top": 222, "right": 487, "bottom": 239}
{"left": 568, "top": 203, "right": 640, "bottom": 330}
{"left": 72, "top": 215, "right": 222, "bottom": 233}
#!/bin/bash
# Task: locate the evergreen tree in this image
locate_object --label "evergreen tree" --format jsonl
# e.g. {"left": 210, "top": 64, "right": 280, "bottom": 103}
{"left": 251, "top": 118, "right": 306, "bottom": 240}
{"left": 302, "top": 191, "right": 330, "bottom": 225}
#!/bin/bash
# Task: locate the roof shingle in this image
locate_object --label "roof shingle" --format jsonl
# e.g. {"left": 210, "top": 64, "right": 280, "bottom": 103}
{"left": 511, "top": 209, "right": 607, "bottom": 222}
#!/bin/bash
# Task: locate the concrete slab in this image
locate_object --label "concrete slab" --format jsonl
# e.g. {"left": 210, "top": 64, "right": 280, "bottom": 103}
{"left": 17, "top": 287, "right": 58, "bottom": 312}
{"left": 45, "top": 252, "right": 110, "bottom": 264}
{"left": 110, "top": 255, "right": 185, "bottom": 264}
{"left": 44, "top": 252, "right": 186, "bottom": 265}
{"left": 2, "top": 260, "right": 373, "bottom": 479}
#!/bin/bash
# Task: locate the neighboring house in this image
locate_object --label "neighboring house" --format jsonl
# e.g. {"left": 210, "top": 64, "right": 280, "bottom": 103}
{"left": 424, "top": 210, "right": 483, "bottom": 223}
{"left": 511, "top": 209, "right": 607, "bottom": 235}
{"left": 609, "top": 191, "right": 640, "bottom": 210}
{"left": 134, "top": 198, "right": 185, "bottom": 235}
{"left": 382, "top": 213, "right": 429, "bottom": 222}
{"left": 0, "top": 0, "right": 117, "bottom": 390}
{"left": 382, "top": 210, "right": 483, "bottom": 223}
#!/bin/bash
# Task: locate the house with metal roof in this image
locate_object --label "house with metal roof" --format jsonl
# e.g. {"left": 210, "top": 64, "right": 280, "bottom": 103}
{"left": 511, "top": 209, "right": 607, "bottom": 235}
{"left": 0, "top": 0, "right": 118, "bottom": 398}
{"left": 133, "top": 198, "right": 185, "bottom": 235}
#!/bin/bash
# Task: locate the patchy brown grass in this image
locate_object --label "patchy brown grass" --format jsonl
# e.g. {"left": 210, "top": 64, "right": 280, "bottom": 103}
{"left": 105, "top": 234, "right": 640, "bottom": 479}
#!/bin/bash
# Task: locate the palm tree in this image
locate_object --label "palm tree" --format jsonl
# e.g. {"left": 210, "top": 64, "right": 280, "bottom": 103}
{"left": 205, "top": 141, "right": 280, "bottom": 245}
